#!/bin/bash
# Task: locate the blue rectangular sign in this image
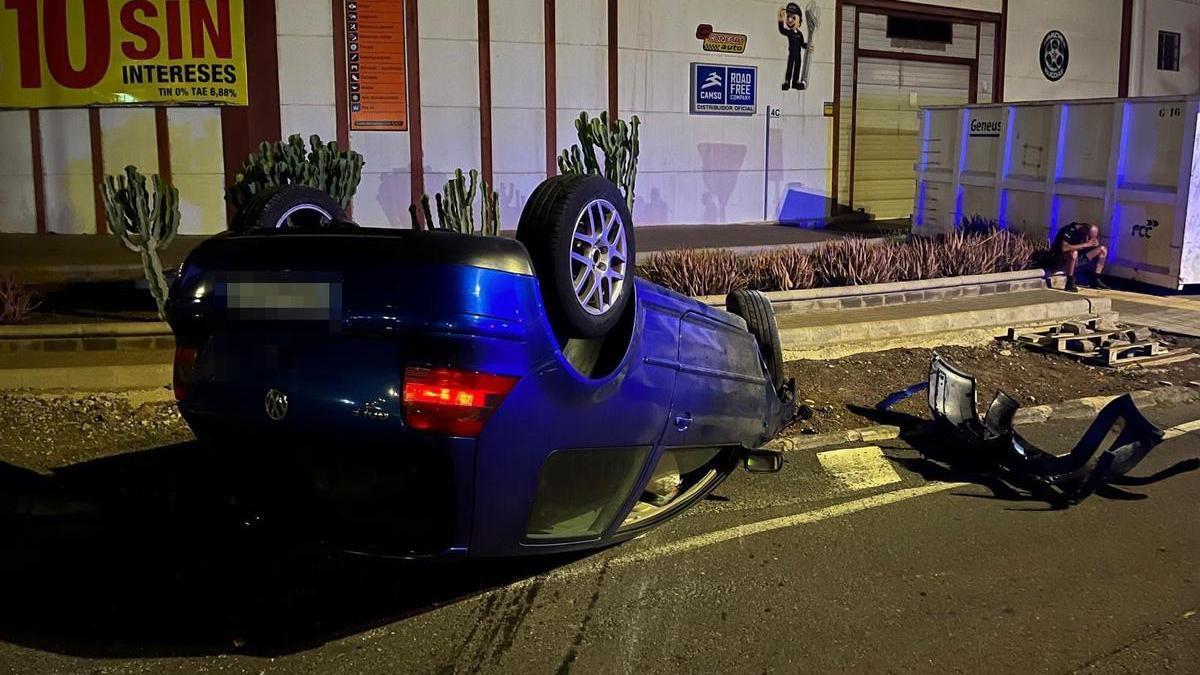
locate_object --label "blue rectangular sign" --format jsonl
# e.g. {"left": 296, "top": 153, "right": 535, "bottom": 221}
{"left": 690, "top": 62, "right": 757, "bottom": 116}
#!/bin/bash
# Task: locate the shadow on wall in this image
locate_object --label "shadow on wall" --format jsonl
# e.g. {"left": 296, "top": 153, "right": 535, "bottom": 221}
{"left": 377, "top": 167, "right": 418, "bottom": 228}
{"left": 697, "top": 143, "right": 747, "bottom": 224}
{"left": 498, "top": 182, "right": 530, "bottom": 230}
{"left": 635, "top": 188, "right": 671, "bottom": 225}
{"left": 375, "top": 170, "right": 533, "bottom": 231}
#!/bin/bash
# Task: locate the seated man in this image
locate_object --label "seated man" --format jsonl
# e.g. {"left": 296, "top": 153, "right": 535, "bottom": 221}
{"left": 1054, "top": 222, "right": 1109, "bottom": 292}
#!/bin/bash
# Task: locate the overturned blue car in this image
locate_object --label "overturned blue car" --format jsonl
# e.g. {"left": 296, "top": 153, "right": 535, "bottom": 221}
{"left": 166, "top": 175, "right": 795, "bottom": 558}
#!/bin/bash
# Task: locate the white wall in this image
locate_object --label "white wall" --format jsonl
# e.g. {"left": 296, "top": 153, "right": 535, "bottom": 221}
{"left": 491, "top": 0, "right": 547, "bottom": 229}
{"left": 19, "top": 0, "right": 1196, "bottom": 236}
{"left": 276, "top": 0, "right": 338, "bottom": 143}
{"left": 1133, "top": 0, "right": 1200, "bottom": 96}
{"left": 0, "top": 112, "right": 37, "bottom": 234}
{"left": 40, "top": 110, "right": 96, "bottom": 234}
{"left": 168, "top": 109, "right": 228, "bottom": 235}
{"left": 557, "top": 0, "right": 608, "bottom": 167}
{"left": 419, "top": 0, "right": 482, "bottom": 201}
{"left": 617, "top": 0, "right": 835, "bottom": 226}
{"left": 1003, "top": 0, "right": 1124, "bottom": 101}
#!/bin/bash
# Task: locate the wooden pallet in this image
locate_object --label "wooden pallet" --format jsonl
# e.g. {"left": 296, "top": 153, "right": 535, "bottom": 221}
{"left": 1008, "top": 321, "right": 1182, "bottom": 368}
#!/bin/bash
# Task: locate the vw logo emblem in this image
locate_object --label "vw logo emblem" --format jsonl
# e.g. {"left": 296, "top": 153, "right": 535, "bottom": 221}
{"left": 264, "top": 389, "right": 289, "bottom": 421}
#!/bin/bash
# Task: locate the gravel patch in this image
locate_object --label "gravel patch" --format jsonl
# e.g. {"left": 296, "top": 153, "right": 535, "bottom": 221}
{"left": 0, "top": 390, "right": 193, "bottom": 473}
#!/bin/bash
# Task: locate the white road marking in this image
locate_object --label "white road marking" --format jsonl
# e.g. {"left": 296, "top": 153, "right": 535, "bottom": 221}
{"left": 816, "top": 445, "right": 903, "bottom": 491}
{"left": 1163, "top": 419, "right": 1200, "bottom": 440}
{"left": 544, "top": 481, "right": 967, "bottom": 583}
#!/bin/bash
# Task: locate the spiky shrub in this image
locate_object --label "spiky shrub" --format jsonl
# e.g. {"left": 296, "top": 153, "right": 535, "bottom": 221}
{"left": 743, "top": 247, "right": 816, "bottom": 292}
{"left": 638, "top": 231, "right": 1046, "bottom": 296}
{"left": 637, "top": 249, "right": 749, "bottom": 297}
{"left": 409, "top": 169, "right": 501, "bottom": 235}
{"left": 558, "top": 111, "right": 641, "bottom": 210}
{"left": 226, "top": 134, "right": 365, "bottom": 213}
{"left": 808, "top": 238, "right": 899, "bottom": 287}
{"left": 0, "top": 274, "right": 40, "bottom": 324}
{"left": 100, "top": 166, "right": 180, "bottom": 320}
{"left": 893, "top": 236, "right": 942, "bottom": 282}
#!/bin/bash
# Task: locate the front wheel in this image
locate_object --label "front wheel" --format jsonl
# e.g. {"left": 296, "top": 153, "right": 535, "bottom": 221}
{"left": 233, "top": 185, "right": 346, "bottom": 231}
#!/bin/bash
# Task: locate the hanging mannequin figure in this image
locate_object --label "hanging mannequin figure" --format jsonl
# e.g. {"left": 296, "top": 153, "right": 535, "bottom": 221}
{"left": 778, "top": 3, "right": 809, "bottom": 90}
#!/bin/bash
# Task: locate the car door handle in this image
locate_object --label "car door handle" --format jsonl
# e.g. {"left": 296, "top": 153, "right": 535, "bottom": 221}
{"left": 674, "top": 413, "right": 693, "bottom": 432}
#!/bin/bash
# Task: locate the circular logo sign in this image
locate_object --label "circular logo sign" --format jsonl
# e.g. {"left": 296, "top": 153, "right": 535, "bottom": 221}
{"left": 264, "top": 389, "right": 289, "bottom": 421}
{"left": 1040, "top": 31, "right": 1069, "bottom": 81}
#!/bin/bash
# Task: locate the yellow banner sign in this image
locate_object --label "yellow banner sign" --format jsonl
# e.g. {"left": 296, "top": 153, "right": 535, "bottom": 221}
{"left": 0, "top": 0, "right": 248, "bottom": 108}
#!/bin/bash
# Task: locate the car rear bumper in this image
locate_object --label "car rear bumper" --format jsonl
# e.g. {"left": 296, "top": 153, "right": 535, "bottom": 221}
{"left": 184, "top": 412, "right": 477, "bottom": 558}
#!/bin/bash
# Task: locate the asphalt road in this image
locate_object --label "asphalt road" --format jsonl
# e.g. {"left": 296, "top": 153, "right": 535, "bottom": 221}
{"left": 1, "top": 403, "right": 1197, "bottom": 674}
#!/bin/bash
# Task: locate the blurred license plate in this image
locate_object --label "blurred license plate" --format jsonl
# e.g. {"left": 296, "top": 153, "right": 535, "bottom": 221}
{"left": 224, "top": 280, "right": 341, "bottom": 320}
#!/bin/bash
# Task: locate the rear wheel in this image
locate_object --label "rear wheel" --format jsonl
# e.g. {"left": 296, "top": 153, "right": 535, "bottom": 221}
{"left": 234, "top": 185, "right": 346, "bottom": 231}
{"left": 517, "top": 175, "right": 635, "bottom": 339}
{"left": 726, "top": 289, "right": 785, "bottom": 392}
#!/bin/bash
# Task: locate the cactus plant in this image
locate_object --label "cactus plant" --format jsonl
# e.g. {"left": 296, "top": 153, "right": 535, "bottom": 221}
{"left": 557, "top": 111, "right": 641, "bottom": 210}
{"left": 100, "top": 165, "right": 180, "bottom": 320}
{"left": 226, "top": 134, "right": 365, "bottom": 213}
{"left": 411, "top": 168, "right": 501, "bottom": 235}
{"left": 442, "top": 169, "right": 479, "bottom": 234}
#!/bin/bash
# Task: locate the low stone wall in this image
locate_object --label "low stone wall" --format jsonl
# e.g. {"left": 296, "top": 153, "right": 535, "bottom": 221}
{"left": 701, "top": 269, "right": 1054, "bottom": 311}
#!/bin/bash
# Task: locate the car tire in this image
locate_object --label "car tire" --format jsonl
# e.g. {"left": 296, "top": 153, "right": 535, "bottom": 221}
{"left": 234, "top": 185, "right": 346, "bottom": 231}
{"left": 517, "top": 175, "right": 635, "bottom": 339}
{"left": 726, "top": 289, "right": 785, "bottom": 392}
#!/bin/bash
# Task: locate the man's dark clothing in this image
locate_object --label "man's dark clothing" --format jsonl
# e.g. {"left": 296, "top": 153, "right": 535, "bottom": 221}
{"left": 779, "top": 19, "right": 807, "bottom": 85}
{"left": 1055, "top": 222, "right": 1100, "bottom": 259}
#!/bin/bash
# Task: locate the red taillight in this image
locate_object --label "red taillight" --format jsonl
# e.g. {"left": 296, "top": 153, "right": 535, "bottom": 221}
{"left": 173, "top": 346, "right": 198, "bottom": 401}
{"left": 402, "top": 367, "right": 518, "bottom": 437}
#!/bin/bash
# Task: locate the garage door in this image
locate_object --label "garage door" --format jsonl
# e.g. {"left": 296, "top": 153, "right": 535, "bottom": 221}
{"left": 852, "top": 58, "right": 972, "bottom": 219}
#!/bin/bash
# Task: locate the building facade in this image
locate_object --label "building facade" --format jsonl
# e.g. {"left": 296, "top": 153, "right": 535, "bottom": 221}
{"left": 1, "top": 0, "right": 1197, "bottom": 236}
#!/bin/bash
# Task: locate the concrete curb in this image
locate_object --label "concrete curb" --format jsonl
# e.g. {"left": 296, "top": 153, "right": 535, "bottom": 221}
{"left": 0, "top": 321, "right": 170, "bottom": 339}
{"left": 779, "top": 294, "right": 1112, "bottom": 358}
{"left": 1012, "top": 384, "right": 1200, "bottom": 425}
{"left": 17, "top": 387, "right": 176, "bottom": 406}
{"left": 768, "top": 384, "right": 1200, "bottom": 453}
{"left": 698, "top": 268, "right": 1051, "bottom": 308}
{"left": 0, "top": 364, "right": 172, "bottom": 390}
{"left": 767, "top": 425, "right": 901, "bottom": 452}
{"left": 1, "top": 263, "right": 150, "bottom": 285}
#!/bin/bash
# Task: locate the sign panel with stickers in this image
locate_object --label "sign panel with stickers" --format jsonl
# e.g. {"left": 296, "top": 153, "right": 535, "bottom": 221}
{"left": 345, "top": 0, "right": 409, "bottom": 131}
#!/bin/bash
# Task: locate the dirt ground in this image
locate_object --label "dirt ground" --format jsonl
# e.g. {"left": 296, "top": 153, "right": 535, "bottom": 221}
{"left": 785, "top": 335, "right": 1200, "bottom": 434}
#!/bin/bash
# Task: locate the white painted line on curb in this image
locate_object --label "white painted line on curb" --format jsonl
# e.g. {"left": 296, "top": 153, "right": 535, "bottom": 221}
{"left": 1164, "top": 419, "right": 1200, "bottom": 440}
{"left": 817, "top": 446, "right": 902, "bottom": 491}
{"left": 546, "top": 481, "right": 967, "bottom": 583}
